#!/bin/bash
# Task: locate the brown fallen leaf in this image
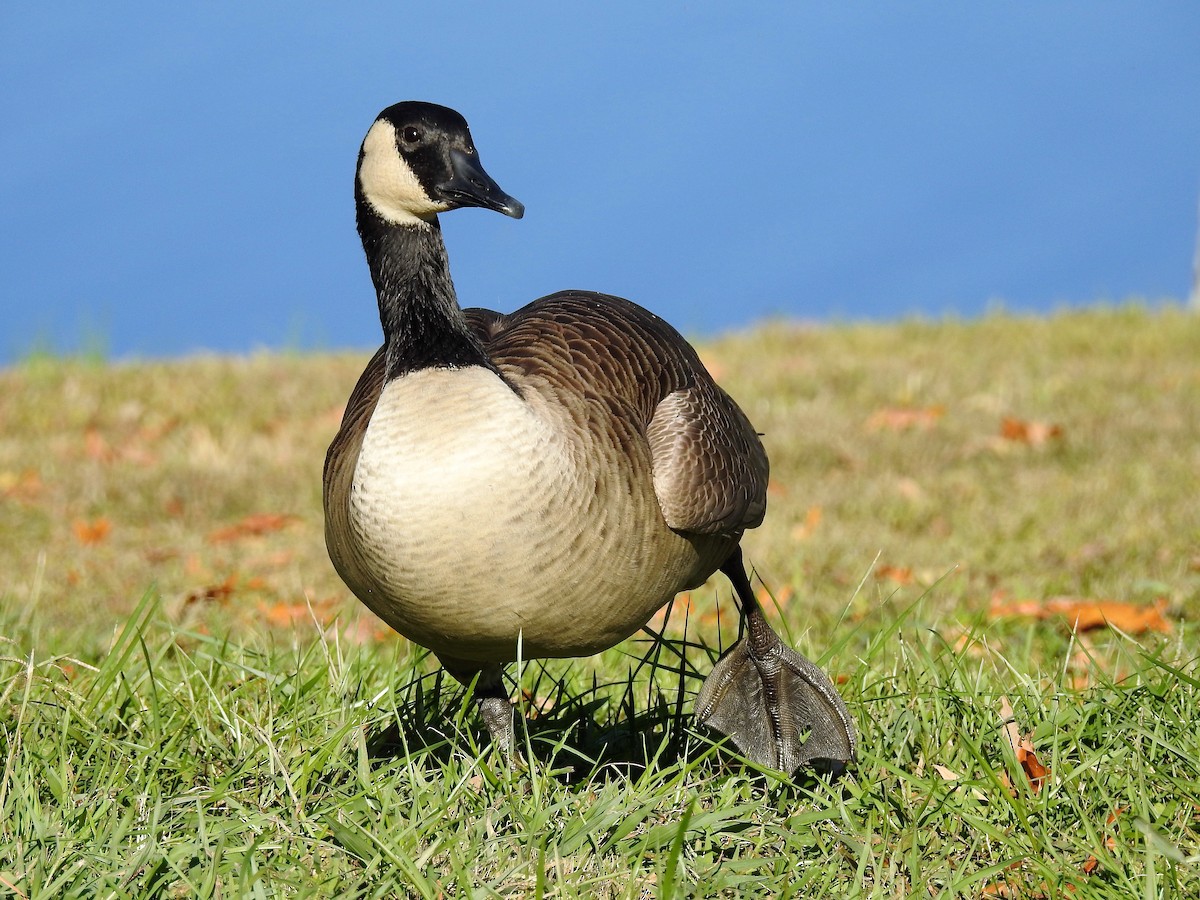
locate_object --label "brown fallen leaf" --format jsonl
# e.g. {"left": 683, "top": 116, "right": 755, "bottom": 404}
{"left": 699, "top": 353, "right": 726, "bottom": 381}
{"left": 647, "top": 592, "right": 693, "bottom": 628}
{"left": 319, "top": 404, "right": 347, "bottom": 427}
{"left": 340, "top": 615, "right": 397, "bottom": 645}
{"left": 757, "top": 584, "right": 794, "bottom": 612}
{"left": 980, "top": 860, "right": 1032, "bottom": 898}
{"left": 999, "top": 695, "right": 1021, "bottom": 748}
{"left": 874, "top": 564, "right": 914, "bottom": 585}
{"left": 932, "top": 763, "right": 988, "bottom": 801}
{"left": 72, "top": 517, "right": 112, "bottom": 545}
{"left": 989, "top": 596, "right": 1172, "bottom": 635}
{"left": 895, "top": 476, "right": 924, "bottom": 501}
{"left": 84, "top": 428, "right": 113, "bottom": 462}
{"left": 1081, "top": 807, "right": 1125, "bottom": 875}
{"left": 998, "top": 695, "right": 1050, "bottom": 795}
{"left": 136, "top": 418, "right": 179, "bottom": 443}
{"left": 1066, "top": 645, "right": 1098, "bottom": 690}
{"left": 1016, "top": 738, "right": 1050, "bottom": 794}
{"left": 519, "top": 688, "right": 556, "bottom": 719}
{"left": 183, "top": 574, "right": 239, "bottom": 608}
{"left": 1000, "top": 416, "right": 1063, "bottom": 446}
{"left": 866, "top": 405, "right": 945, "bottom": 432}
{"left": 207, "top": 513, "right": 299, "bottom": 543}
{"left": 0, "top": 469, "right": 43, "bottom": 504}
{"left": 790, "top": 504, "right": 823, "bottom": 541}
{"left": 259, "top": 597, "right": 339, "bottom": 628}
{"left": 244, "top": 549, "right": 297, "bottom": 571}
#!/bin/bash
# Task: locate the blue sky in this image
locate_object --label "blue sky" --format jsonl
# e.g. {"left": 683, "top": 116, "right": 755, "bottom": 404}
{"left": 3, "top": 3, "right": 1198, "bottom": 362}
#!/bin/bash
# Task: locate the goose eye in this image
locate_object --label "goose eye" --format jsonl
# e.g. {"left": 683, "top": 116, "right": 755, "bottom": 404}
{"left": 402, "top": 126, "right": 422, "bottom": 144}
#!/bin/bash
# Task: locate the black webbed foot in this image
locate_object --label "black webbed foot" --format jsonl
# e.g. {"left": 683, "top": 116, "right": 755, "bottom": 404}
{"left": 695, "top": 550, "right": 856, "bottom": 772}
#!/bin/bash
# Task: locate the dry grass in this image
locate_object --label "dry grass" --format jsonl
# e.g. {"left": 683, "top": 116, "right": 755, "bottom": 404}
{"left": 1, "top": 303, "right": 1198, "bottom": 896}
{"left": 5, "top": 305, "right": 1196, "bottom": 651}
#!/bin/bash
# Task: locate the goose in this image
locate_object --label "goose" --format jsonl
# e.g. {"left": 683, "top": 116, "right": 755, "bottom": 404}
{"left": 323, "top": 101, "right": 856, "bottom": 772}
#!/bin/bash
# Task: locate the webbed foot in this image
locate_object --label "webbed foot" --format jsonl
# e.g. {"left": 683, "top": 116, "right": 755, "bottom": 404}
{"left": 695, "top": 551, "right": 856, "bottom": 772}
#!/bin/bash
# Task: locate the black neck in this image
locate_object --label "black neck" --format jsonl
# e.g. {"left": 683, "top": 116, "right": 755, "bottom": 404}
{"left": 356, "top": 198, "right": 491, "bottom": 381}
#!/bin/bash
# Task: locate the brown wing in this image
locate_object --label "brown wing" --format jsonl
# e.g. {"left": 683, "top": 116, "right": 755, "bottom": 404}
{"left": 323, "top": 345, "right": 387, "bottom": 599}
{"left": 644, "top": 382, "right": 767, "bottom": 534}
{"left": 464, "top": 290, "right": 769, "bottom": 537}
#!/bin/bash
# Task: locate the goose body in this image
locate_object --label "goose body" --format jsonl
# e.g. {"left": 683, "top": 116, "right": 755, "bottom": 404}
{"left": 328, "top": 292, "right": 756, "bottom": 662}
{"left": 323, "top": 102, "right": 855, "bottom": 771}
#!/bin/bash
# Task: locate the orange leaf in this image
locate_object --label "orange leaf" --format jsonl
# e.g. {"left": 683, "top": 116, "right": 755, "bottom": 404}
{"left": 895, "top": 477, "right": 924, "bottom": 501}
{"left": 84, "top": 428, "right": 113, "bottom": 462}
{"left": 648, "top": 592, "right": 693, "bottom": 628}
{"left": 1081, "top": 807, "right": 1125, "bottom": 875}
{"left": 875, "top": 564, "right": 914, "bottom": 585}
{"left": 981, "top": 877, "right": 1018, "bottom": 898}
{"left": 989, "top": 596, "right": 1172, "bottom": 635}
{"left": 790, "top": 505, "right": 822, "bottom": 541}
{"left": 866, "top": 405, "right": 945, "bottom": 432}
{"left": 261, "top": 601, "right": 308, "bottom": 627}
{"left": 931, "top": 763, "right": 988, "bottom": 801}
{"left": 1016, "top": 738, "right": 1050, "bottom": 794}
{"left": 72, "top": 517, "right": 112, "bottom": 545}
{"left": 933, "top": 764, "right": 961, "bottom": 782}
{"left": 998, "top": 695, "right": 1050, "bottom": 795}
{"left": 519, "top": 688, "right": 556, "bottom": 719}
{"left": 259, "top": 597, "right": 338, "bottom": 628}
{"left": 340, "top": 616, "right": 398, "bottom": 645}
{"left": 998, "top": 695, "right": 1021, "bottom": 745}
{"left": 257, "top": 550, "right": 296, "bottom": 568}
{"left": 757, "top": 584, "right": 794, "bottom": 612}
{"left": 0, "top": 469, "right": 43, "bottom": 503}
{"left": 1000, "top": 417, "right": 1063, "bottom": 446}
{"left": 183, "top": 574, "right": 238, "bottom": 607}
{"left": 698, "top": 594, "right": 731, "bottom": 628}
{"left": 207, "top": 513, "right": 298, "bottom": 543}
{"left": 699, "top": 353, "right": 726, "bottom": 381}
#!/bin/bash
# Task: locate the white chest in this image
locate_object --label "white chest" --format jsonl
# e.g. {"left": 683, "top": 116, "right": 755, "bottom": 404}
{"left": 345, "top": 365, "right": 707, "bottom": 662}
{"left": 351, "top": 367, "right": 566, "bottom": 568}
{"left": 348, "top": 368, "right": 571, "bottom": 644}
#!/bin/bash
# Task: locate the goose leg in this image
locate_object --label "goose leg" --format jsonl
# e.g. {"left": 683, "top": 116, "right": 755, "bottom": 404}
{"left": 476, "top": 670, "right": 516, "bottom": 755}
{"left": 694, "top": 549, "right": 857, "bottom": 772}
{"left": 440, "top": 658, "right": 515, "bottom": 754}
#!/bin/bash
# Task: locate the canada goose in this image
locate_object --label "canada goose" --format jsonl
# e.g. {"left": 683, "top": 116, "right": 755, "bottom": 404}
{"left": 323, "top": 101, "right": 856, "bottom": 772}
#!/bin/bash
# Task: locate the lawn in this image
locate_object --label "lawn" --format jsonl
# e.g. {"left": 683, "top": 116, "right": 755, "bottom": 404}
{"left": 1, "top": 304, "right": 1198, "bottom": 897}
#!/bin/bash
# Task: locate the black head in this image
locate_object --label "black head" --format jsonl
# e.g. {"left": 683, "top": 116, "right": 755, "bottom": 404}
{"left": 356, "top": 101, "right": 524, "bottom": 226}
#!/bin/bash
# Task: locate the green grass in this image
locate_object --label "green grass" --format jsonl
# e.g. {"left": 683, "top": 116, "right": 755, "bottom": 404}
{"left": 1, "top": 304, "right": 1198, "bottom": 897}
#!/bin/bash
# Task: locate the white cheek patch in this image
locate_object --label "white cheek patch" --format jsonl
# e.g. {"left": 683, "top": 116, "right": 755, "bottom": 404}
{"left": 358, "top": 119, "right": 448, "bottom": 225}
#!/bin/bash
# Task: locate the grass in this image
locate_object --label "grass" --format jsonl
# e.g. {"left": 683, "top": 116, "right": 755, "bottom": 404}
{"left": 1, "top": 303, "right": 1198, "bottom": 896}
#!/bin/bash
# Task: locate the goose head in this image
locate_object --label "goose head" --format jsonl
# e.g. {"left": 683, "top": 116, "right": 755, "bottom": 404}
{"left": 356, "top": 101, "right": 524, "bottom": 227}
